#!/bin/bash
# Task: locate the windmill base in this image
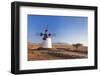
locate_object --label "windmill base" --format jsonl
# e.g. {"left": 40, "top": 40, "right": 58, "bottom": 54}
{"left": 42, "top": 38, "right": 52, "bottom": 48}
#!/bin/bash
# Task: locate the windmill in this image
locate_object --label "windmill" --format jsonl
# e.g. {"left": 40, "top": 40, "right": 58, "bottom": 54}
{"left": 38, "top": 25, "right": 54, "bottom": 48}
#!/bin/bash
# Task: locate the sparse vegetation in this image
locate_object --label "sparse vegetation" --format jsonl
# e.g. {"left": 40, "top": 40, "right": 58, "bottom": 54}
{"left": 72, "top": 43, "right": 83, "bottom": 50}
{"left": 28, "top": 42, "right": 88, "bottom": 61}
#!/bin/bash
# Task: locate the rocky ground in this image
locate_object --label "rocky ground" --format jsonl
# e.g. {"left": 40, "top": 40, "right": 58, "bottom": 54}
{"left": 28, "top": 43, "right": 88, "bottom": 61}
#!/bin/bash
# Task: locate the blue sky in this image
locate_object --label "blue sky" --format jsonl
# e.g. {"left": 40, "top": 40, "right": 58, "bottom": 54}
{"left": 28, "top": 15, "right": 88, "bottom": 46}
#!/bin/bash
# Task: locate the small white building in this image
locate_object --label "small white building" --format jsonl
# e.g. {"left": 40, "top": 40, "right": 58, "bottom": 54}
{"left": 42, "top": 37, "right": 52, "bottom": 48}
{"left": 40, "top": 26, "right": 52, "bottom": 48}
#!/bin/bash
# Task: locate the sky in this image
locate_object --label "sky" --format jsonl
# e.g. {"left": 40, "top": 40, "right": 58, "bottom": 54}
{"left": 28, "top": 15, "right": 88, "bottom": 46}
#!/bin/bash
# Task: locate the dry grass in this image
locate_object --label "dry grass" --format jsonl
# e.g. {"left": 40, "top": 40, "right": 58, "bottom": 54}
{"left": 28, "top": 43, "right": 88, "bottom": 61}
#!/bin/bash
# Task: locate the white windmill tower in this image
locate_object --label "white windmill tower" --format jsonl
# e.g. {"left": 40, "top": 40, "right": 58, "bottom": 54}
{"left": 40, "top": 25, "right": 52, "bottom": 48}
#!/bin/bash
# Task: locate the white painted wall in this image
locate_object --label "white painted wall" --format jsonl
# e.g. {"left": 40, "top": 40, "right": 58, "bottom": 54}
{"left": 42, "top": 38, "right": 52, "bottom": 48}
{"left": 0, "top": 0, "right": 99, "bottom": 76}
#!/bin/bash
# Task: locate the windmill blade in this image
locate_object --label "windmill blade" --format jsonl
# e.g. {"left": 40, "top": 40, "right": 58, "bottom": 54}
{"left": 48, "top": 33, "right": 51, "bottom": 36}
{"left": 40, "top": 33, "right": 43, "bottom": 36}
{"left": 45, "top": 24, "right": 48, "bottom": 29}
{"left": 52, "top": 33, "right": 56, "bottom": 36}
{"left": 43, "top": 25, "right": 48, "bottom": 31}
{"left": 35, "top": 33, "right": 41, "bottom": 36}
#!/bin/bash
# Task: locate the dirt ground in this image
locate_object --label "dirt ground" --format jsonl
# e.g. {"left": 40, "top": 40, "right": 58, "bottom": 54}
{"left": 28, "top": 43, "right": 88, "bottom": 61}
